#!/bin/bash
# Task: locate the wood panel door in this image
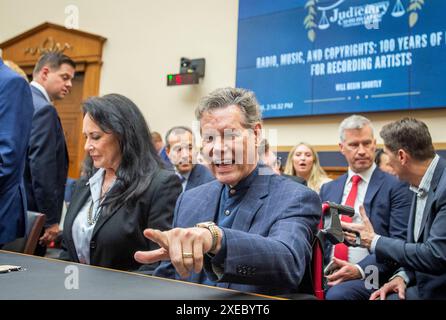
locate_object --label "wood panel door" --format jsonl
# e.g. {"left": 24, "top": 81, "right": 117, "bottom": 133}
{"left": 323, "top": 166, "right": 348, "bottom": 180}
{"left": 54, "top": 74, "right": 85, "bottom": 178}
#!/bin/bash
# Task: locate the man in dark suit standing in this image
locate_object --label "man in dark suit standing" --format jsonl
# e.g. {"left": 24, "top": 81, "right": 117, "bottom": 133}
{"left": 165, "top": 126, "right": 214, "bottom": 192}
{"left": 25, "top": 52, "right": 75, "bottom": 255}
{"left": 320, "top": 115, "right": 412, "bottom": 300}
{"left": 345, "top": 118, "right": 446, "bottom": 300}
{"left": 0, "top": 59, "right": 34, "bottom": 247}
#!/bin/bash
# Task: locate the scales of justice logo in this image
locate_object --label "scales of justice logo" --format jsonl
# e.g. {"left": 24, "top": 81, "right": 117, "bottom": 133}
{"left": 304, "top": 0, "right": 426, "bottom": 41}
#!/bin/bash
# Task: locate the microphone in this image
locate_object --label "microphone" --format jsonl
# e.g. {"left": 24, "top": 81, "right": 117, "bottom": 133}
{"left": 322, "top": 201, "right": 355, "bottom": 217}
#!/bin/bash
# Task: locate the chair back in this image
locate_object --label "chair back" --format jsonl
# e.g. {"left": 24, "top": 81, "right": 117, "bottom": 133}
{"left": 2, "top": 211, "right": 46, "bottom": 254}
{"left": 311, "top": 202, "right": 355, "bottom": 299}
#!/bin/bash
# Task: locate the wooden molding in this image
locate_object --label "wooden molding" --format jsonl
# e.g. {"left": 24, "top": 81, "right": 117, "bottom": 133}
{"left": 0, "top": 22, "right": 106, "bottom": 66}
{"left": 323, "top": 166, "right": 348, "bottom": 179}
{"left": 277, "top": 143, "right": 446, "bottom": 153}
{"left": 24, "top": 36, "right": 73, "bottom": 56}
{"left": 0, "top": 22, "right": 106, "bottom": 48}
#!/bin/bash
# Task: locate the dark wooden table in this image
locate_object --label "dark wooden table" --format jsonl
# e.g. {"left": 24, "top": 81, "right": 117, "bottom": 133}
{"left": 0, "top": 250, "right": 280, "bottom": 300}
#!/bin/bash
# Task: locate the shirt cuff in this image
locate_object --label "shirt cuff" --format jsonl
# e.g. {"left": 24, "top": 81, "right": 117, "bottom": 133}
{"left": 389, "top": 271, "right": 410, "bottom": 285}
{"left": 355, "top": 264, "right": 366, "bottom": 280}
{"left": 370, "top": 235, "right": 381, "bottom": 253}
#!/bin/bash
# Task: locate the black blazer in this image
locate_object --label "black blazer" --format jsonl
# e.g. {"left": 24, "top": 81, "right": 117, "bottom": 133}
{"left": 62, "top": 168, "right": 181, "bottom": 271}
{"left": 25, "top": 85, "right": 68, "bottom": 226}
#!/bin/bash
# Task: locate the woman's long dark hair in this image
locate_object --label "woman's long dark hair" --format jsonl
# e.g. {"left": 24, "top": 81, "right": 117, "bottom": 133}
{"left": 82, "top": 94, "right": 162, "bottom": 212}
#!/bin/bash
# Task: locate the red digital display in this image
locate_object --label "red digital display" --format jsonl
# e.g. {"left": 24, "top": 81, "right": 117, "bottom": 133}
{"left": 167, "top": 73, "right": 199, "bottom": 86}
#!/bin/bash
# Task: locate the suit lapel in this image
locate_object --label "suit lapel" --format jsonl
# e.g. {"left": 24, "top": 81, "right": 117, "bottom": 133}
{"left": 323, "top": 174, "right": 347, "bottom": 256}
{"left": 331, "top": 174, "right": 347, "bottom": 204}
{"left": 231, "top": 174, "right": 270, "bottom": 232}
{"left": 64, "top": 182, "right": 90, "bottom": 261}
{"left": 30, "top": 85, "right": 68, "bottom": 164}
{"left": 363, "top": 169, "right": 384, "bottom": 219}
{"left": 199, "top": 182, "right": 223, "bottom": 223}
{"left": 186, "top": 165, "right": 200, "bottom": 191}
{"left": 64, "top": 183, "right": 90, "bottom": 232}
{"left": 407, "top": 195, "right": 417, "bottom": 242}
{"left": 177, "top": 180, "right": 223, "bottom": 227}
{"left": 91, "top": 188, "right": 126, "bottom": 239}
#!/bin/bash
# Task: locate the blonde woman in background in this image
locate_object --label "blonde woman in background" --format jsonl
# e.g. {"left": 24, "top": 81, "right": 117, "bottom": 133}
{"left": 284, "top": 142, "right": 331, "bottom": 193}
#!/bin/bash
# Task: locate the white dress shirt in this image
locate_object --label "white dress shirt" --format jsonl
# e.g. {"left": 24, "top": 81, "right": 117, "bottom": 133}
{"left": 72, "top": 168, "right": 114, "bottom": 264}
{"left": 331, "top": 163, "right": 377, "bottom": 276}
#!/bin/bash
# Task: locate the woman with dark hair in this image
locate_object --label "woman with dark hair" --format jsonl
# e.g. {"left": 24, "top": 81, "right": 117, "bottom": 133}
{"left": 61, "top": 94, "right": 181, "bottom": 272}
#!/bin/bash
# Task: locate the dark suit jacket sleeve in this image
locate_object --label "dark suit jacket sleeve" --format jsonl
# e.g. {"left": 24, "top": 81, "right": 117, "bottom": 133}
{"left": 394, "top": 266, "right": 416, "bottom": 285}
{"left": 136, "top": 171, "right": 181, "bottom": 274}
{"left": 145, "top": 171, "right": 182, "bottom": 245}
{"left": 152, "top": 191, "right": 185, "bottom": 278}
{"left": 203, "top": 188, "right": 321, "bottom": 288}
{"left": 358, "top": 180, "right": 412, "bottom": 274}
{"left": 0, "top": 76, "right": 32, "bottom": 190}
{"left": 375, "top": 196, "right": 446, "bottom": 276}
{"left": 27, "top": 104, "right": 63, "bottom": 225}
{"left": 387, "top": 181, "right": 412, "bottom": 240}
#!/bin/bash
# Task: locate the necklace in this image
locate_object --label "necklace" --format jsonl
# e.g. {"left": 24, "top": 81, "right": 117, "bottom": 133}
{"left": 101, "top": 177, "right": 116, "bottom": 198}
{"left": 87, "top": 199, "right": 100, "bottom": 226}
{"left": 87, "top": 176, "right": 116, "bottom": 226}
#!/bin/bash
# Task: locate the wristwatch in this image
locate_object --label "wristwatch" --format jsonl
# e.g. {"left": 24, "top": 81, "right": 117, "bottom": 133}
{"left": 195, "top": 221, "right": 219, "bottom": 252}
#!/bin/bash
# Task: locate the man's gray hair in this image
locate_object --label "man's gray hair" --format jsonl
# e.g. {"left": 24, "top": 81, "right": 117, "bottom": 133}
{"left": 195, "top": 87, "right": 262, "bottom": 129}
{"left": 339, "top": 115, "right": 374, "bottom": 142}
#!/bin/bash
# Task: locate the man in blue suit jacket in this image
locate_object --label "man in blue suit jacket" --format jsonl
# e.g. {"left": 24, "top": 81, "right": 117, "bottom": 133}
{"left": 151, "top": 131, "right": 173, "bottom": 170}
{"left": 24, "top": 52, "right": 75, "bottom": 253}
{"left": 320, "top": 115, "right": 412, "bottom": 300}
{"left": 0, "top": 59, "right": 34, "bottom": 246}
{"left": 346, "top": 118, "right": 446, "bottom": 300}
{"left": 135, "top": 88, "right": 321, "bottom": 295}
{"left": 164, "top": 126, "right": 214, "bottom": 192}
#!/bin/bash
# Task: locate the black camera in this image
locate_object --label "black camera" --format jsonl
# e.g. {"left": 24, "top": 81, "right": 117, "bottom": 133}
{"left": 321, "top": 201, "right": 356, "bottom": 245}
